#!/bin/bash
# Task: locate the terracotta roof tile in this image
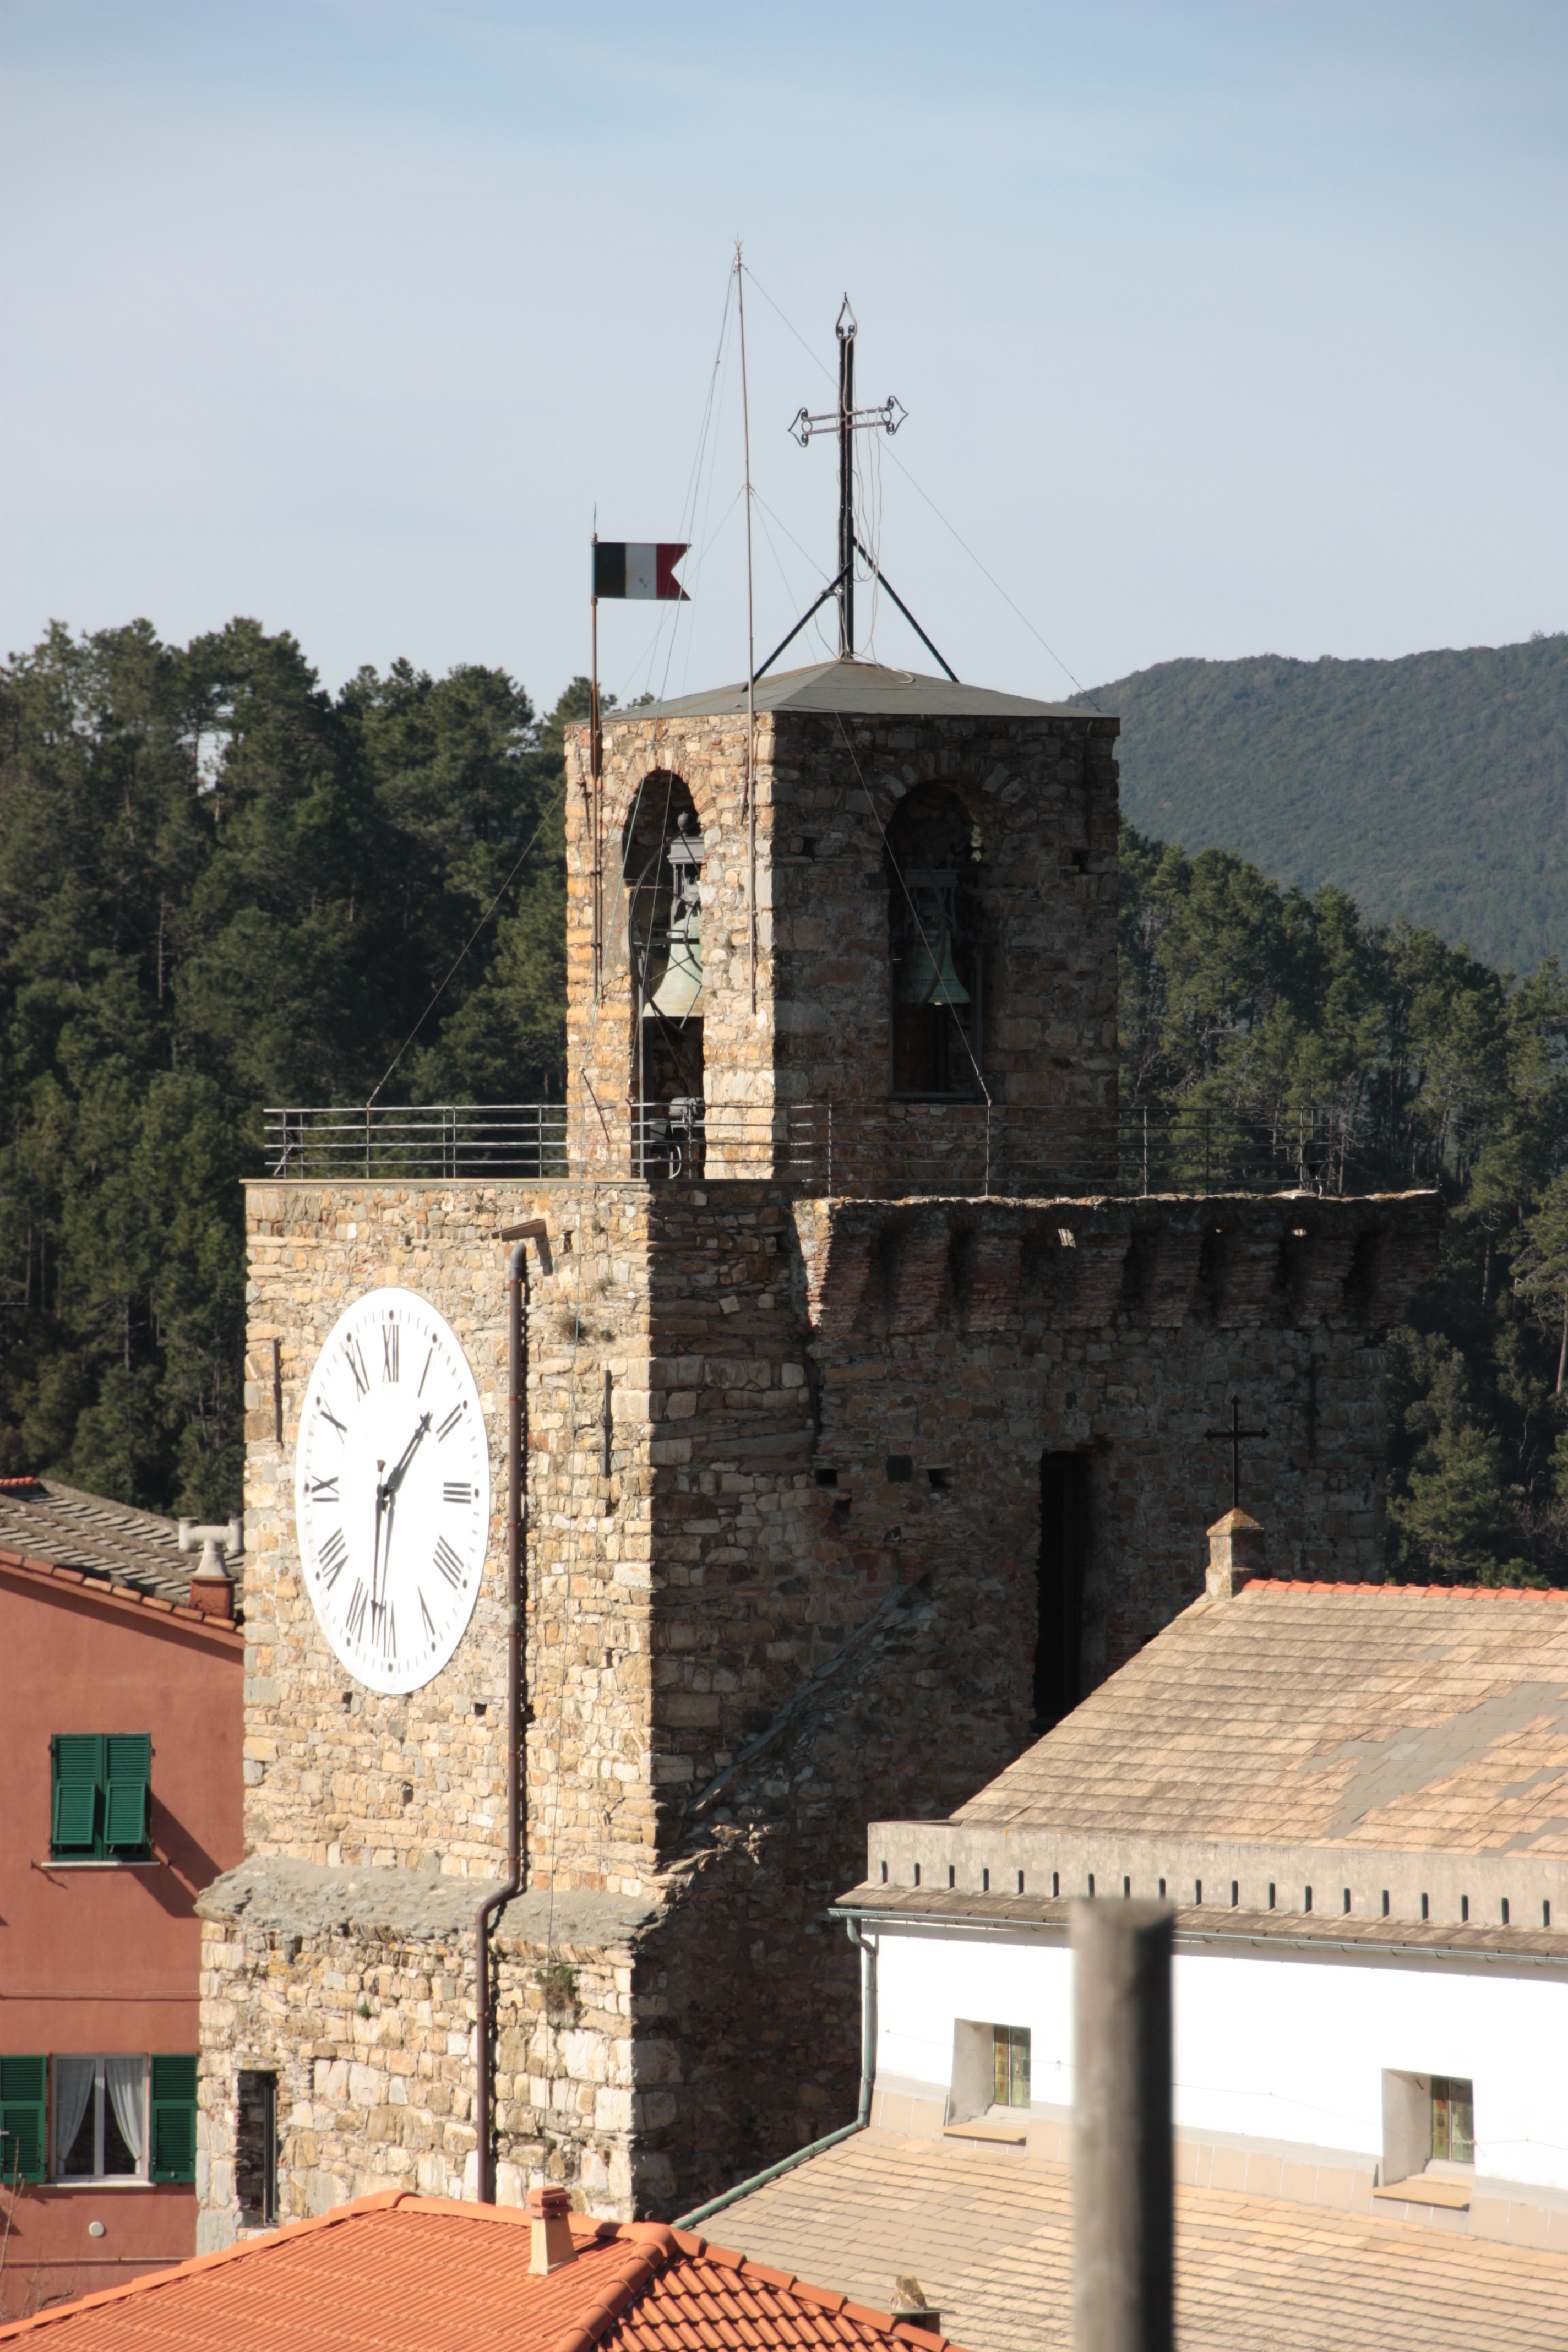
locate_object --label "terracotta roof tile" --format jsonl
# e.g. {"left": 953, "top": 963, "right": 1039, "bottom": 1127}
{"left": 951, "top": 1582, "right": 1568, "bottom": 1856}
{"left": 0, "top": 2194, "right": 972, "bottom": 2352}
{"left": 711, "top": 2128, "right": 1568, "bottom": 2352}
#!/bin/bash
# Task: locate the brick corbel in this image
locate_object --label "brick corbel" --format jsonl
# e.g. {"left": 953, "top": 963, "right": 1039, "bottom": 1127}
{"left": 1143, "top": 1216, "right": 1206, "bottom": 1325}
{"left": 1288, "top": 1212, "right": 1366, "bottom": 1327}
{"left": 1060, "top": 1207, "right": 1132, "bottom": 1326}
{"left": 890, "top": 1210, "right": 953, "bottom": 1337}
{"left": 965, "top": 1215, "right": 1025, "bottom": 1333}
{"left": 790, "top": 1201, "right": 875, "bottom": 1338}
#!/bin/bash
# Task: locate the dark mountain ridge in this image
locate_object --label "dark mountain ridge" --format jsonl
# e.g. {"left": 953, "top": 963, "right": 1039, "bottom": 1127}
{"left": 1080, "top": 633, "right": 1568, "bottom": 975}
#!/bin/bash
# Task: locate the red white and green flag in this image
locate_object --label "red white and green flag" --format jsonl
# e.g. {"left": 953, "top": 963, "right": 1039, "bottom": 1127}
{"left": 592, "top": 541, "right": 690, "bottom": 601}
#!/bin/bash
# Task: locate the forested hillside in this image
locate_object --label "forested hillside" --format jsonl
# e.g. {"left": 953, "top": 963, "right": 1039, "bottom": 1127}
{"left": 1120, "top": 828, "right": 1568, "bottom": 1585}
{"left": 2, "top": 620, "right": 1566, "bottom": 1583}
{"left": 0, "top": 619, "right": 576, "bottom": 1516}
{"left": 1088, "top": 633, "right": 1568, "bottom": 976}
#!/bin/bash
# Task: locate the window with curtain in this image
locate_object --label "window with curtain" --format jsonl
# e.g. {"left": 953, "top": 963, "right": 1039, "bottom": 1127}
{"left": 52, "top": 2057, "right": 147, "bottom": 2181}
{"left": 1431, "top": 2075, "right": 1475, "bottom": 2165}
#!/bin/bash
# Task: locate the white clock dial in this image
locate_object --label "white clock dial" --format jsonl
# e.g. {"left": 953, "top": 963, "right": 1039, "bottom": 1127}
{"left": 293, "top": 1288, "right": 491, "bottom": 1695}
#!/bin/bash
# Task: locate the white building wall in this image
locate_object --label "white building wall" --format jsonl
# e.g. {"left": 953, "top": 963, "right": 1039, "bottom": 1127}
{"left": 872, "top": 1923, "right": 1568, "bottom": 2193}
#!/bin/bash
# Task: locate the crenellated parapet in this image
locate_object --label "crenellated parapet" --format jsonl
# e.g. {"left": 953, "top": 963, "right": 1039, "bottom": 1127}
{"left": 791, "top": 1190, "right": 1444, "bottom": 1340}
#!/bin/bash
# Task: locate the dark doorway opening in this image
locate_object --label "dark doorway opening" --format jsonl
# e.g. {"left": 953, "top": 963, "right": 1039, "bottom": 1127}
{"left": 1035, "top": 1452, "right": 1090, "bottom": 1733}
{"left": 236, "top": 2070, "right": 279, "bottom": 2228}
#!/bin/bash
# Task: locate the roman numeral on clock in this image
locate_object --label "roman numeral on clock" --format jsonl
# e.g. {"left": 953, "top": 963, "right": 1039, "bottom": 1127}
{"left": 420, "top": 1591, "right": 438, "bottom": 1643}
{"left": 382, "top": 1322, "right": 399, "bottom": 1383}
{"left": 437, "top": 1401, "right": 465, "bottom": 1442}
{"left": 320, "top": 1403, "right": 347, "bottom": 1440}
{"left": 434, "top": 1536, "right": 464, "bottom": 1588}
{"left": 345, "top": 1579, "right": 368, "bottom": 1640}
{"left": 311, "top": 1475, "right": 340, "bottom": 1504}
{"left": 318, "top": 1527, "right": 348, "bottom": 1586}
{"left": 378, "top": 1602, "right": 396, "bottom": 1660}
{"left": 344, "top": 1337, "right": 369, "bottom": 1398}
{"left": 444, "top": 1482, "right": 472, "bottom": 1505}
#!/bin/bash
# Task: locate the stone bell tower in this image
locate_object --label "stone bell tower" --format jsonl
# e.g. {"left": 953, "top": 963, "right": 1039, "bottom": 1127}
{"left": 565, "top": 662, "right": 1121, "bottom": 1191}
{"left": 198, "top": 657, "right": 1442, "bottom": 2246}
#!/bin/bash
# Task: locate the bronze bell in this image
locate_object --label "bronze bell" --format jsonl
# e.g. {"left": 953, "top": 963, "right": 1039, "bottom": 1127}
{"left": 897, "top": 928, "right": 970, "bottom": 1008}
{"left": 645, "top": 817, "right": 705, "bottom": 1022}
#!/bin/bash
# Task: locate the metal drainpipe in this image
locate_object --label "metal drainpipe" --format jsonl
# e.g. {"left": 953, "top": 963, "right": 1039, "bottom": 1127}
{"left": 847, "top": 1915, "right": 878, "bottom": 2126}
{"left": 672, "top": 1917, "right": 878, "bottom": 2230}
{"left": 475, "top": 1221, "right": 547, "bottom": 2204}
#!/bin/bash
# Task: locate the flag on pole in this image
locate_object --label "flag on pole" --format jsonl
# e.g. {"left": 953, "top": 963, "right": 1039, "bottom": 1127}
{"left": 593, "top": 542, "right": 690, "bottom": 601}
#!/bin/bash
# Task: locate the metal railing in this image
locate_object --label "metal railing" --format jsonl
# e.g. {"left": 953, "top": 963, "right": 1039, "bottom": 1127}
{"left": 1114, "top": 1103, "right": 1409, "bottom": 1199}
{"left": 263, "top": 1100, "right": 1413, "bottom": 1197}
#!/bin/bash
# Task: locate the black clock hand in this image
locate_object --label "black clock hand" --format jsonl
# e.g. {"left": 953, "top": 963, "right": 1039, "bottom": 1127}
{"left": 371, "top": 1465, "right": 389, "bottom": 1623}
{"left": 374, "top": 1414, "right": 429, "bottom": 1629}
{"left": 379, "top": 1489, "right": 398, "bottom": 1631}
{"left": 382, "top": 1412, "right": 432, "bottom": 1501}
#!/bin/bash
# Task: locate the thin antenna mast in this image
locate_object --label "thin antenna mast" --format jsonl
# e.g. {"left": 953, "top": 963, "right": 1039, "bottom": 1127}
{"left": 837, "top": 301, "right": 854, "bottom": 655}
{"left": 737, "top": 242, "right": 758, "bottom": 1014}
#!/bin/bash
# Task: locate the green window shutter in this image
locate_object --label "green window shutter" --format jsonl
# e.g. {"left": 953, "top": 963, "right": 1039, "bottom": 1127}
{"left": 105, "top": 1734, "right": 153, "bottom": 1855}
{"left": 105, "top": 1780, "right": 149, "bottom": 1852}
{"left": 51, "top": 1735, "right": 106, "bottom": 1856}
{"left": 0, "top": 2056, "right": 47, "bottom": 2185}
{"left": 150, "top": 2055, "right": 198, "bottom": 2184}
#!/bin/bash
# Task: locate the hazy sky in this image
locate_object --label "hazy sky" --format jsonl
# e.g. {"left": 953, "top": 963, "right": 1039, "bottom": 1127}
{"left": 3, "top": 2, "right": 1565, "bottom": 712}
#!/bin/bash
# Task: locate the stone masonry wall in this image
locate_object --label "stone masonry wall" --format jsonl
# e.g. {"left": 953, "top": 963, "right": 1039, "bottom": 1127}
{"left": 195, "top": 1878, "right": 650, "bottom": 2247}
{"left": 240, "top": 1176, "right": 1442, "bottom": 1883}
{"left": 789, "top": 1186, "right": 1444, "bottom": 1682}
{"left": 563, "top": 705, "right": 1121, "bottom": 1191}
{"left": 242, "top": 1179, "right": 665, "bottom": 1891}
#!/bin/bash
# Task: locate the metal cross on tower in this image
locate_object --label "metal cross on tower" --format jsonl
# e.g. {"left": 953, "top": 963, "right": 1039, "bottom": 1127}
{"left": 788, "top": 297, "right": 906, "bottom": 658}
{"left": 1203, "top": 1396, "right": 1270, "bottom": 1512}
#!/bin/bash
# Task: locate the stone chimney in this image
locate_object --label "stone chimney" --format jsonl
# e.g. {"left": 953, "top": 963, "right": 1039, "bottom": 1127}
{"left": 1205, "top": 1509, "right": 1264, "bottom": 1600}
{"left": 527, "top": 2184, "right": 576, "bottom": 2274}
{"left": 892, "top": 2278, "right": 943, "bottom": 2334}
{"left": 178, "top": 1518, "right": 242, "bottom": 1621}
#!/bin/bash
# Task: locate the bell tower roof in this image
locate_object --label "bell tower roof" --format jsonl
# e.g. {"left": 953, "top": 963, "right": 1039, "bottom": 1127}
{"left": 617, "top": 654, "right": 1103, "bottom": 726}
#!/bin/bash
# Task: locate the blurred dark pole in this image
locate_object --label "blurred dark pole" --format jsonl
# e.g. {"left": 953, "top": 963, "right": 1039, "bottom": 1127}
{"left": 1071, "top": 1901, "right": 1174, "bottom": 2352}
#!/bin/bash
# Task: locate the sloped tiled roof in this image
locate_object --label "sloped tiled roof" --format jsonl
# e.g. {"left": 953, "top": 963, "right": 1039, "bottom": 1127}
{"left": 0, "top": 1476, "right": 228, "bottom": 1610}
{"left": 956, "top": 1583, "right": 1568, "bottom": 1857}
{"left": 602, "top": 657, "right": 1102, "bottom": 724}
{"left": 0, "top": 2192, "right": 966, "bottom": 2352}
{"left": 711, "top": 2128, "right": 1568, "bottom": 2352}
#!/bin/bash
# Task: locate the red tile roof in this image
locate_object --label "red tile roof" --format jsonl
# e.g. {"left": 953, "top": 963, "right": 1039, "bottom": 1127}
{"left": 0, "top": 2193, "right": 965, "bottom": 2352}
{"left": 0, "top": 1544, "right": 242, "bottom": 1642}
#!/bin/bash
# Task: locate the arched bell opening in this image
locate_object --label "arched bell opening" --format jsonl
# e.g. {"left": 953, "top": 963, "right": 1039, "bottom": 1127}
{"left": 623, "top": 772, "right": 706, "bottom": 1174}
{"left": 886, "top": 786, "right": 984, "bottom": 1099}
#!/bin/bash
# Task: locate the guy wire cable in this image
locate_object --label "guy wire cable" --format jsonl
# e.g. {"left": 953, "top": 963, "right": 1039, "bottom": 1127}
{"left": 619, "top": 259, "right": 737, "bottom": 712}
{"left": 739, "top": 260, "right": 1101, "bottom": 710}
{"left": 678, "top": 305, "right": 738, "bottom": 700}
{"left": 365, "top": 777, "right": 568, "bottom": 1111}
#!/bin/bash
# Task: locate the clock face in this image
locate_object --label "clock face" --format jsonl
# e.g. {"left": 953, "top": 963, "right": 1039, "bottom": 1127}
{"left": 293, "top": 1288, "right": 491, "bottom": 1695}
